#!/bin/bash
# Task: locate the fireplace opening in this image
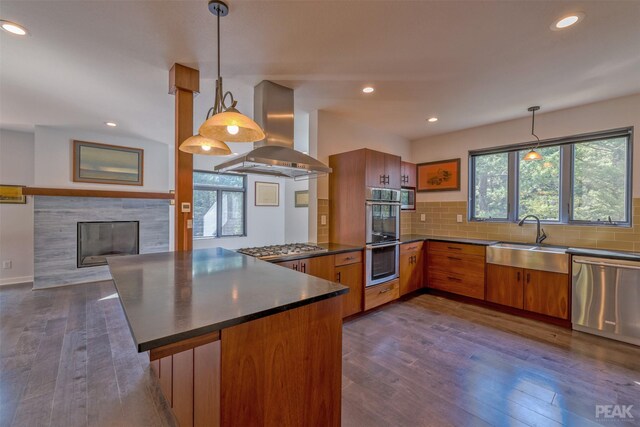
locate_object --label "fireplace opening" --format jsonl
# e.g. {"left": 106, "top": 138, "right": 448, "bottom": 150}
{"left": 77, "top": 221, "right": 139, "bottom": 268}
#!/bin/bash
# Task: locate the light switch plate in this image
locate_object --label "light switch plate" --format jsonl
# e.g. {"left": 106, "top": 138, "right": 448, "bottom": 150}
{"left": 457, "top": 214, "right": 463, "bottom": 223}
{"left": 321, "top": 215, "right": 327, "bottom": 225}
{"left": 2, "top": 260, "right": 11, "bottom": 269}
{"left": 186, "top": 219, "right": 193, "bottom": 229}
{"left": 420, "top": 214, "right": 426, "bottom": 222}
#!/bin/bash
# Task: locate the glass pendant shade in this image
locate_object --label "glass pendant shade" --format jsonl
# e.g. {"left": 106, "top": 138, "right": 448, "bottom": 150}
{"left": 523, "top": 149, "right": 543, "bottom": 161}
{"left": 179, "top": 134, "right": 231, "bottom": 156}
{"left": 199, "top": 109, "right": 265, "bottom": 143}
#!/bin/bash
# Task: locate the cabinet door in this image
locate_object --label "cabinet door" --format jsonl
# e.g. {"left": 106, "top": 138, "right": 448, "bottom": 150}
{"left": 399, "top": 251, "right": 416, "bottom": 296}
{"left": 385, "top": 154, "right": 402, "bottom": 189}
{"left": 486, "top": 264, "right": 523, "bottom": 309}
{"left": 524, "top": 270, "right": 570, "bottom": 319}
{"left": 336, "top": 263, "right": 363, "bottom": 318}
{"left": 365, "top": 150, "right": 386, "bottom": 188}
{"left": 300, "top": 255, "right": 335, "bottom": 281}
{"left": 274, "top": 260, "right": 300, "bottom": 271}
{"left": 414, "top": 247, "right": 424, "bottom": 289}
{"left": 401, "top": 161, "right": 417, "bottom": 188}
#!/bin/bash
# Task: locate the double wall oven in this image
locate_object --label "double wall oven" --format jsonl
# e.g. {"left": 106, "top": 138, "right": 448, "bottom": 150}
{"left": 365, "top": 188, "right": 401, "bottom": 287}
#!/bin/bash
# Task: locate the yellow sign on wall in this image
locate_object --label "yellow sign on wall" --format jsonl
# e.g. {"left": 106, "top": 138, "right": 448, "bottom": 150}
{"left": 0, "top": 185, "right": 26, "bottom": 204}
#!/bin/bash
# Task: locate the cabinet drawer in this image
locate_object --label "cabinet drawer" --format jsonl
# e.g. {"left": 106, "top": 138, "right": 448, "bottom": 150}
{"left": 334, "top": 251, "right": 362, "bottom": 266}
{"left": 428, "top": 252, "right": 485, "bottom": 276}
{"left": 429, "top": 241, "right": 485, "bottom": 257}
{"left": 364, "top": 279, "right": 399, "bottom": 311}
{"left": 400, "top": 241, "right": 423, "bottom": 255}
{"left": 427, "top": 270, "right": 484, "bottom": 300}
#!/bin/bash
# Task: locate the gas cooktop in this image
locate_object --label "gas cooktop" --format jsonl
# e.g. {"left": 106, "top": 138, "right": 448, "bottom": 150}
{"left": 237, "top": 243, "right": 328, "bottom": 260}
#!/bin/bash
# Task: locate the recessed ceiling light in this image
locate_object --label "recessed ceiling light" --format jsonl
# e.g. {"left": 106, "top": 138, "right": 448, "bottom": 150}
{"left": 552, "top": 13, "right": 584, "bottom": 30}
{"left": 0, "top": 20, "right": 28, "bottom": 36}
{"left": 105, "top": 121, "right": 117, "bottom": 127}
{"left": 362, "top": 86, "right": 375, "bottom": 94}
{"left": 427, "top": 117, "right": 438, "bottom": 123}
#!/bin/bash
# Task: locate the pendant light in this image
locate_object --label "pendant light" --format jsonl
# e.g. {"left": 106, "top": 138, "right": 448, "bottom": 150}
{"left": 198, "top": 1, "right": 266, "bottom": 143}
{"left": 523, "top": 106, "right": 543, "bottom": 161}
{"left": 179, "top": 134, "right": 232, "bottom": 155}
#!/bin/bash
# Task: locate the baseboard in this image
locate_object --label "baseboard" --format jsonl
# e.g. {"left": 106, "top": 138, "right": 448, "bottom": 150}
{"left": 0, "top": 276, "right": 34, "bottom": 286}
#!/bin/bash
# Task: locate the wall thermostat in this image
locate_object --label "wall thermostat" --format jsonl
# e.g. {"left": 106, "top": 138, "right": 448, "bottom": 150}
{"left": 181, "top": 202, "right": 191, "bottom": 213}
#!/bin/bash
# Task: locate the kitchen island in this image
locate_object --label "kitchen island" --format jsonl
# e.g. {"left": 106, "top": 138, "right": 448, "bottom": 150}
{"left": 107, "top": 248, "right": 348, "bottom": 427}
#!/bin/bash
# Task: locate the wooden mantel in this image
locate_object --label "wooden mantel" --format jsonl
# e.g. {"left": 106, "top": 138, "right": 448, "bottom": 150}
{"left": 22, "top": 187, "right": 174, "bottom": 200}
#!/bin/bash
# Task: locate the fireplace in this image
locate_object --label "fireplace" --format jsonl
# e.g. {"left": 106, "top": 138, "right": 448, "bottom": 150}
{"left": 77, "top": 221, "right": 139, "bottom": 268}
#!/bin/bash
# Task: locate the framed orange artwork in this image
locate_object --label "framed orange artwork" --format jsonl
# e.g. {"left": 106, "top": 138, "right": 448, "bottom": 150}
{"left": 417, "top": 158, "right": 460, "bottom": 192}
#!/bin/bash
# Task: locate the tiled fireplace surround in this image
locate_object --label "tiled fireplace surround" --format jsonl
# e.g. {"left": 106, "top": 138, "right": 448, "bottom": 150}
{"left": 318, "top": 198, "right": 640, "bottom": 252}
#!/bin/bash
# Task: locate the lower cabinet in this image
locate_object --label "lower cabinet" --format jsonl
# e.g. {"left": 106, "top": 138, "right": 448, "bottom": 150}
{"left": 427, "top": 242, "right": 486, "bottom": 299}
{"left": 275, "top": 252, "right": 364, "bottom": 319}
{"left": 486, "top": 263, "right": 569, "bottom": 319}
{"left": 399, "top": 241, "right": 424, "bottom": 296}
{"left": 364, "top": 279, "right": 400, "bottom": 311}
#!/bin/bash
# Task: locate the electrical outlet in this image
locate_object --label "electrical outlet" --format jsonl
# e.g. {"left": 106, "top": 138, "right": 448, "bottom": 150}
{"left": 321, "top": 215, "right": 327, "bottom": 226}
{"left": 457, "top": 214, "right": 463, "bottom": 223}
{"left": 420, "top": 214, "right": 426, "bottom": 222}
{"left": 2, "top": 260, "right": 12, "bottom": 269}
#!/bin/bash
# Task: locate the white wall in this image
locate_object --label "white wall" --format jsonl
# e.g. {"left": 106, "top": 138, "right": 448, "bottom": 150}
{"left": 314, "top": 110, "right": 412, "bottom": 199}
{"left": 412, "top": 93, "right": 640, "bottom": 202}
{"left": 0, "top": 130, "right": 35, "bottom": 285}
{"left": 191, "top": 144, "right": 286, "bottom": 250}
{"left": 34, "top": 126, "right": 170, "bottom": 191}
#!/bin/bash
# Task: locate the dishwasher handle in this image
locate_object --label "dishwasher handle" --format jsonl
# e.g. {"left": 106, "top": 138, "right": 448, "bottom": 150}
{"left": 573, "top": 257, "right": 640, "bottom": 271}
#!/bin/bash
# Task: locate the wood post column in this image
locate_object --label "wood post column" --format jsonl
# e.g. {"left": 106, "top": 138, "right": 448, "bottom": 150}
{"left": 170, "top": 64, "right": 199, "bottom": 251}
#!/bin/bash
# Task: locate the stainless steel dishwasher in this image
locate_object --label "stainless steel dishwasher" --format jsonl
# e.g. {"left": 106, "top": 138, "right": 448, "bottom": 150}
{"left": 572, "top": 256, "right": 640, "bottom": 346}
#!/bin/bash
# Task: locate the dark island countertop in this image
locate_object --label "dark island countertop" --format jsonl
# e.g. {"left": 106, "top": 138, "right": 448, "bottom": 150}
{"left": 263, "top": 242, "right": 364, "bottom": 263}
{"left": 400, "top": 234, "right": 499, "bottom": 246}
{"left": 567, "top": 247, "right": 640, "bottom": 262}
{"left": 107, "top": 248, "right": 349, "bottom": 352}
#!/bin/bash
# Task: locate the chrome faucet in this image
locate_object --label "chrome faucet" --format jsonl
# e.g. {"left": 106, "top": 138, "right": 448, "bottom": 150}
{"left": 518, "top": 215, "right": 547, "bottom": 244}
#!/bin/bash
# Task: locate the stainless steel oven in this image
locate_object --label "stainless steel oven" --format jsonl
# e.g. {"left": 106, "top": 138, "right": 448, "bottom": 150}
{"left": 365, "top": 188, "right": 401, "bottom": 286}
{"left": 365, "top": 188, "right": 401, "bottom": 244}
{"left": 366, "top": 241, "right": 400, "bottom": 287}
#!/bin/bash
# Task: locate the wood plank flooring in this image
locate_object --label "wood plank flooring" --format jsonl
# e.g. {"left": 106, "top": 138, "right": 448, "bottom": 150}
{"left": 1, "top": 281, "right": 639, "bottom": 426}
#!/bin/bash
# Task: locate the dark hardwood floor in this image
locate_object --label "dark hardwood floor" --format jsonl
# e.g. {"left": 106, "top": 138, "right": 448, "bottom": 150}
{"left": 1, "top": 281, "right": 639, "bottom": 426}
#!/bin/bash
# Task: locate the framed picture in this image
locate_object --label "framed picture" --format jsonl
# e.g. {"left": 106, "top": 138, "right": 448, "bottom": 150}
{"left": 0, "top": 185, "right": 26, "bottom": 204}
{"left": 73, "top": 140, "right": 144, "bottom": 186}
{"left": 255, "top": 182, "right": 279, "bottom": 206}
{"left": 294, "top": 190, "right": 309, "bottom": 208}
{"left": 417, "top": 158, "right": 461, "bottom": 192}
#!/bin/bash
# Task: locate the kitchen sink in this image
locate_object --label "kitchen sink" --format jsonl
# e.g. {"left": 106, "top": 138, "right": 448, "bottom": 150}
{"left": 487, "top": 242, "right": 569, "bottom": 274}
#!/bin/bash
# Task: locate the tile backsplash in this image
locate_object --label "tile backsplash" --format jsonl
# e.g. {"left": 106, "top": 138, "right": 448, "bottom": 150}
{"left": 403, "top": 198, "right": 640, "bottom": 252}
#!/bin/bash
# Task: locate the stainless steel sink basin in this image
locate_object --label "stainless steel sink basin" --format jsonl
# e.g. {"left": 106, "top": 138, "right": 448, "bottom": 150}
{"left": 487, "top": 243, "right": 569, "bottom": 273}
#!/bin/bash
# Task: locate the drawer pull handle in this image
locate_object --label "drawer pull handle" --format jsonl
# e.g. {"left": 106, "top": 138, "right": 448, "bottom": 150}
{"left": 447, "top": 257, "right": 462, "bottom": 261}
{"left": 379, "top": 288, "right": 392, "bottom": 294}
{"left": 447, "top": 246, "right": 462, "bottom": 250}
{"left": 447, "top": 276, "right": 462, "bottom": 282}
{"left": 344, "top": 257, "right": 355, "bottom": 261}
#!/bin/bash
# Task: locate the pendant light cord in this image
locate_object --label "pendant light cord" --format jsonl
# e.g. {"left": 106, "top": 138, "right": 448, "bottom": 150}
{"left": 531, "top": 108, "right": 540, "bottom": 143}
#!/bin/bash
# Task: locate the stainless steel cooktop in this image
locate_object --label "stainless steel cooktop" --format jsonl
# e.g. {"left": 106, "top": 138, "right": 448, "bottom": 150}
{"left": 237, "top": 243, "right": 328, "bottom": 260}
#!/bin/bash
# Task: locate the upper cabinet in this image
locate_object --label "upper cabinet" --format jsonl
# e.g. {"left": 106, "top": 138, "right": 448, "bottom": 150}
{"left": 401, "top": 161, "right": 416, "bottom": 188}
{"left": 365, "top": 150, "right": 401, "bottom": 189}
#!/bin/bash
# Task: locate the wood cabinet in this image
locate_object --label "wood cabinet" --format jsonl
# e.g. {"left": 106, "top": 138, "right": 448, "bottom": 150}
{"left": 486, "top": 264, "right": 524, "bottom": 309}
{"left": 524, "top": 269, "right": 570, "bottom": 319}
{"left": 274, "top": 255, "right": 335, "bottom": 281}
{"left": 427, "top": 242, "right": 486, "bottom": 299}
{"left": 401, "top": 161, "right": 416, "bottom": 188}
{"left": 487, "top": 264, "right": 570, "bottom": 319}
{"left": 275, "top": 251, "right": 364, "bottom": 319}
{"left": 364, "top": 279, "right": 400, "bottom": 311}
{"left": 365, "top": 150, "right": 401, "bottom": 189}
{"left": 400, "top": 241, "right": 423, "bottom": 296}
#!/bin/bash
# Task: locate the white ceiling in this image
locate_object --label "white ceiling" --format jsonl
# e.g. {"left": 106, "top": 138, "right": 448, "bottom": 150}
{"left": 1, "top": 1, "right": 639, "bottom": 144}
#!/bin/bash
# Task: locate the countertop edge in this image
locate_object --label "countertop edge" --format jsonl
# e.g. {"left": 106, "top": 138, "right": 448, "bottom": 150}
{"left": 566, "top": 248, "right": 640, "bottom": 262}
{"left": 122, "top": 284, "right": 349, "bottom": 352}
{"left": 400, "top": 235, "right": 499, "bottom": 246}
{"left": 264, "top": 245, "right": 364, "bottom": 263}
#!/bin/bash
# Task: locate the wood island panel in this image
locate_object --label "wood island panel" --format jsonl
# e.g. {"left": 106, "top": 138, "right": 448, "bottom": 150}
{"left": 172, "top": 349, "right": 194, "bottom": 427}
{"left": 221, "top": 297, "right": 342, "bottom": 427}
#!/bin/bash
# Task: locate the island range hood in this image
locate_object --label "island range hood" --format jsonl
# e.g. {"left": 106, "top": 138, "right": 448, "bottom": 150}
{"left": 214, "top": 81, "right": 331, "bottom": 179}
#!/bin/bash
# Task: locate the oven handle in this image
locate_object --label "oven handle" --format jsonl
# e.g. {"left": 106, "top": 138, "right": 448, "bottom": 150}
{"left": 366, "top": 242, "right": 401, "bottom": 249}
{"left": 365, "top": 201, "right": 401, "bottom": 206}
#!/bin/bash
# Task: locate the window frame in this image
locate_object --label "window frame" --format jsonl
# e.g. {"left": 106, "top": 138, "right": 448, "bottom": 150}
{"left": 193, "top": 170, "right": 247, "bottom": 239}
{"left": 468, "top": 127, "right": 633, "bottom": 227}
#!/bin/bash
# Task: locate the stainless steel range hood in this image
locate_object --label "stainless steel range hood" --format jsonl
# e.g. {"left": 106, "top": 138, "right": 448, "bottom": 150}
{"left": 214, "top": 81, "right": 331, "bottom": 179}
